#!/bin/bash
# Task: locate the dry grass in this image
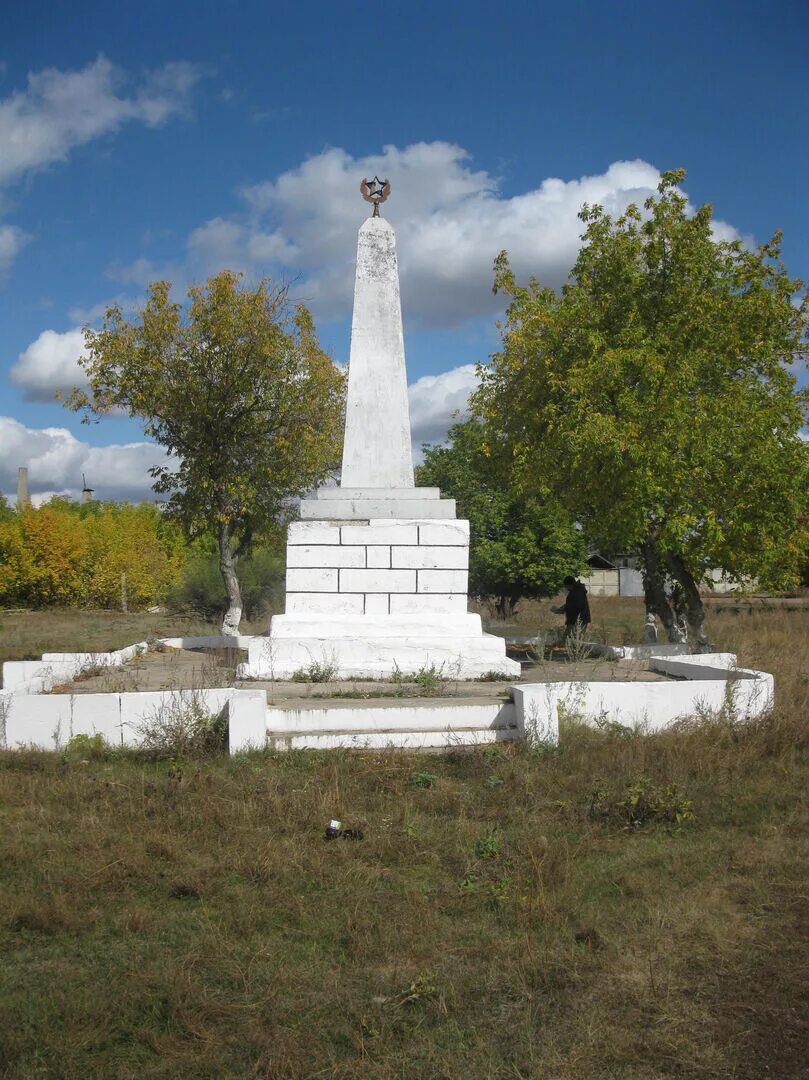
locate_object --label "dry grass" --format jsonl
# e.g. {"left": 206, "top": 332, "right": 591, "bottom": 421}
{"left": 0, "top": 602, "right": 807, "bottom": 1077}
{"left": 0, "top": 609, "right": 267, "bottom": 678}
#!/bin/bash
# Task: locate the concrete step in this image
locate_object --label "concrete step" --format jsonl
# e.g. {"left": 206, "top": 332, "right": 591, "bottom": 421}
{"left": 265, "top": 699, "right": 517, "bottom": 738}
{"left": 311, "top": 487, "right": 442, "bottom": 500}
{"left": 266, "top": 725, "right": 518, "bottom": 751}
{"left": 300, "top": 497, "right": 457, "bottom": 520}
{"left": 266, "top": 691, "right": 512, "bottom": 708}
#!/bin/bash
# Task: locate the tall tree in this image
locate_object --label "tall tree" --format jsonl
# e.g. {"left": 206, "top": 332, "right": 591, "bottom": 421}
{"left": 67, "top": 272, "right": 345, "bottom": 633}
{"left": 476, "top": 170, "right": 809, "bottom": 647}
{"left": 416, "top": 417, "right": 587, "bottom": 618}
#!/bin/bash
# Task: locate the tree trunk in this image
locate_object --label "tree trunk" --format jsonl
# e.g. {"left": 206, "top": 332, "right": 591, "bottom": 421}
{"left": 664, "top": 552, "right": 712, "bottom": 651}
{"left": 640, "top": 540, "right": 683, "bottom": 643}
{"left": 496, "top": 595, "right": 519, "bottom": 620}
{"left": 218, "top": 522, "right": 242, "bottom": 636}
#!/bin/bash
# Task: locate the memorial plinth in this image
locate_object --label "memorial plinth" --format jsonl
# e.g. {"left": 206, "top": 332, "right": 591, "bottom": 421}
{"left": 240, "top": 190, "right": 519, "bottom": 679}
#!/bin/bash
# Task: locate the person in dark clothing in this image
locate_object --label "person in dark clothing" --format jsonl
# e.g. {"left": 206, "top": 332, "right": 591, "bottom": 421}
{"left": 552, "top": 576, "right": 591, "bottom": 639}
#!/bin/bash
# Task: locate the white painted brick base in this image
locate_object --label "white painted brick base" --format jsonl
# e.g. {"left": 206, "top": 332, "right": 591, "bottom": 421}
{"left": 283, "top": 516, "right": 473, "bottom": 618}
{"left": 270, "top": 514, "right": 514, "bottom": 678}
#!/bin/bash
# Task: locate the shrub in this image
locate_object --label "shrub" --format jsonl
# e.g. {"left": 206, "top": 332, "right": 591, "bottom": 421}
{"left": 410, "top": 770, "right": 438, "bottom": 789}
{"left": 168, "top": 542, "right": 284, "bottom": 621}
{"left": 65, "top": 733, "right": 108, "bottom": 760}
{"left": 135, "top": 694, "right": 228, "bottom": 759}
{"left": 291, "top": 657, "right": 339, "bottom": 683}
{"left": 588, "top": 776, "right": 694, "bottom": 830}
{"left": 168, "top": 551, "right": 224, "bottom": 617}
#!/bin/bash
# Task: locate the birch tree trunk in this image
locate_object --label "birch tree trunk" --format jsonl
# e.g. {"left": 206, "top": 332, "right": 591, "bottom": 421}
{"left": 218, "top": 522, "right": 242, "bottom": 636}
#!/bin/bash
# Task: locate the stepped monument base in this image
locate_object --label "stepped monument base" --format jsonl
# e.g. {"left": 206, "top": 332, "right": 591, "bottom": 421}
{"left": 239, "top": 493, "right": 519, "bottom": 679}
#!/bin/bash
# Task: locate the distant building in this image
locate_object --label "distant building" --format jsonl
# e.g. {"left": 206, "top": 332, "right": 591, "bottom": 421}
{"left": 583, "top": 553, "right": 644, "bottom": 597}
{"left": 584, "top": 553, "right": 756, "bottom": 597}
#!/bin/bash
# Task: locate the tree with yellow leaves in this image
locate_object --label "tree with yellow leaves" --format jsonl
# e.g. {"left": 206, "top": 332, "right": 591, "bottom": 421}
{"left": 67, "top": 273, "right": 345, "bottom": 633}
{"left": 0, "top": 500, "right": 184, "bottom": 609}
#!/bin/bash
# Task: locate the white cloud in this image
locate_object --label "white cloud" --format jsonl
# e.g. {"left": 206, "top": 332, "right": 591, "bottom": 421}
{"left": 67, "top": 293, "right": 139, "bottom": 325}
{"left": 0, "top": 56, "right": 201, "bottom": 187}
{"left": 188, "top": 217, "right": 298, "bottom": 270}
{"left": 408, "top": 363, "right": 478, "bottom": 450}
{"left": 0, "top": 416, "right": 171, "bottom": 502}
{"left": 0, "top": 57, "right": 201, "bottom": 278}
{"left": 10, "top": 328, "right": 89, "bottom": 402}
{"left": 180, "top": 144, "right": 740, "bottom": 328}
{"left": 1, "top": 358, "right": 476, "bottom": 503}
{"left": 0, "top": 223, "right": 30, "bottom": 279}
{"left": 105, "top": 255, "right": 179, "bottom": 287}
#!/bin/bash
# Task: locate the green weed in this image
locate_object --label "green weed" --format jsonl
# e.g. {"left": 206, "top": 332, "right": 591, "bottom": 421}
{"left": 410, "top": 770, "right": 438, "bottom": 788}
{"left": 291, "top": 657, "right": 339, "bottom": 682}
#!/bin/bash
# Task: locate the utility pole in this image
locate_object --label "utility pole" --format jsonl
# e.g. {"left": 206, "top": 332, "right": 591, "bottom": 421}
{"left": 16, "top": 467, "right": 30, "bottom": 510}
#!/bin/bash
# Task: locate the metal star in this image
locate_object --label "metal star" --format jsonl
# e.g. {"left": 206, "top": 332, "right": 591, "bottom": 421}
{"left": 360, "top": 176, "right": 391, "bottom": 216}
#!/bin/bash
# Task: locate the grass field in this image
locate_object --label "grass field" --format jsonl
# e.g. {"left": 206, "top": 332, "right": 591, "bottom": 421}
{"left": 0, "top": 601, "right": 807, "bottom": 1078}
{"left": 0, "top": 609, "right": 268, "bottom": 672}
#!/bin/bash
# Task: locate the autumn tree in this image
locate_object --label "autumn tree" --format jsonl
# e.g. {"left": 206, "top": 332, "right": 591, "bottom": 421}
{"left": 476, "top": 170, "right": 809, "bottom": 647}
{"left": 0, "top": 499, "right": 184, "bottom": 609}
{"left": 67, "top": 272, "right": 345, "bottom": 633}
{"left": 416, "top": 418, "right": 587, "bottom": 618}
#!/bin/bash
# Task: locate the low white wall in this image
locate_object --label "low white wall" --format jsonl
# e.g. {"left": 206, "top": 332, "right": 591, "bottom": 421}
{"left": 649, "top": 654, "right": 742, "bottom": 680}
{"left": 0, "top": 687, "right": 265, "bottom": 753}
{"left": 160, "top": 635, "right": 253, "bottom": 651}
{"left": 0, "top": 642, "right": 775, "bottom": 756}
{"left": 228, "top": 691, "right": 271, "bottom": 754}
{"left": 514, "top": 655, "right": 773, "bottom": 744}
{"left": 266, "top": 728, "right": 510, "bottom": 751}
{"left": 2, "top": 642, "right": 149, "bottom": 694}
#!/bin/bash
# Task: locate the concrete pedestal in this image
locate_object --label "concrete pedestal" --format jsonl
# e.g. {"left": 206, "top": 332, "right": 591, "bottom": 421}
{"left": 239, "top": 617, "right": 519, "bottom": 680}
{"left": 238, "top": 511, "right": 520, "bottom": 679}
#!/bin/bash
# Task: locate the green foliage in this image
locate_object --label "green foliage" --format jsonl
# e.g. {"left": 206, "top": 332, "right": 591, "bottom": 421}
{"left": 411, "top": 663, "right": 445, "bottom": 691}
{"left": 588, "top": 776, "right": 694, "bottom": 830}
{"left": 473, "top": 825, "right": 504, "bottom": 859}
{"left": 135, "top": 694, "right": 228, "bottom": 759}
{"left": 410, "top": 770, "right": 438, "bottom": 788}
{"left": 291, "top": 657, "right": 339, "bottom": 682}
{"left": 400, "top": 970, "right": 437, "bottom": 1005}
{"left": 67, "top": 272, "right": 345, "bottom": 630}
{"left": 416, "top": 417, "right": 587, "bottom": 617}
{"left": 65, "top": 733, "right": 108, "bottom": 760}
{"left": 238, "top": 544, "right": 286, "bottom": 619}
{"left": 168, "top": 548, "right": 224, "bottom": 616}
{"left": 169, "top": 540, "right": 285, "bottom": 620}
{"left": 390, "top": 662, "right": 449, "bottom": 692}
{"left": 477, "top": 169, "right": 809, "bottom": 637}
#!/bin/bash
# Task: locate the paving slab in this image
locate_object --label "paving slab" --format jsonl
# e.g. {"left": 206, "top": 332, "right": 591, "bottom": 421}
{"left": 51, "top": 647, "right": 670, "bottom": 699}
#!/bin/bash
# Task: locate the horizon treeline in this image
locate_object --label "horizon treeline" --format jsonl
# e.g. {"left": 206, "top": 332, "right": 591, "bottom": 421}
{"left": 0, "top": 498, "right": 284, "bottom": 616}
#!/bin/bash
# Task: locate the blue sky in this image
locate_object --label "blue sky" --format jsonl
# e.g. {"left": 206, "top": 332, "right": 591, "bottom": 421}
{"left": 1, "top": 0, "right": 807, "bottom": 501}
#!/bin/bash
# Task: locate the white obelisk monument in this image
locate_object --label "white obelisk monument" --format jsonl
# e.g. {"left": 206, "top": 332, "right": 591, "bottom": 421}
{"left": 341, "top": 209, "right": 414, "bottom": 490}
{"left": 240, "top": 179, "right": 519, "bottom": 678}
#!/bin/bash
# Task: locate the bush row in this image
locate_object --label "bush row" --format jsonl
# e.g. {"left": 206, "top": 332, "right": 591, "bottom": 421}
{"left": 0, "top": 499, "right": 284, "bottom": 618}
